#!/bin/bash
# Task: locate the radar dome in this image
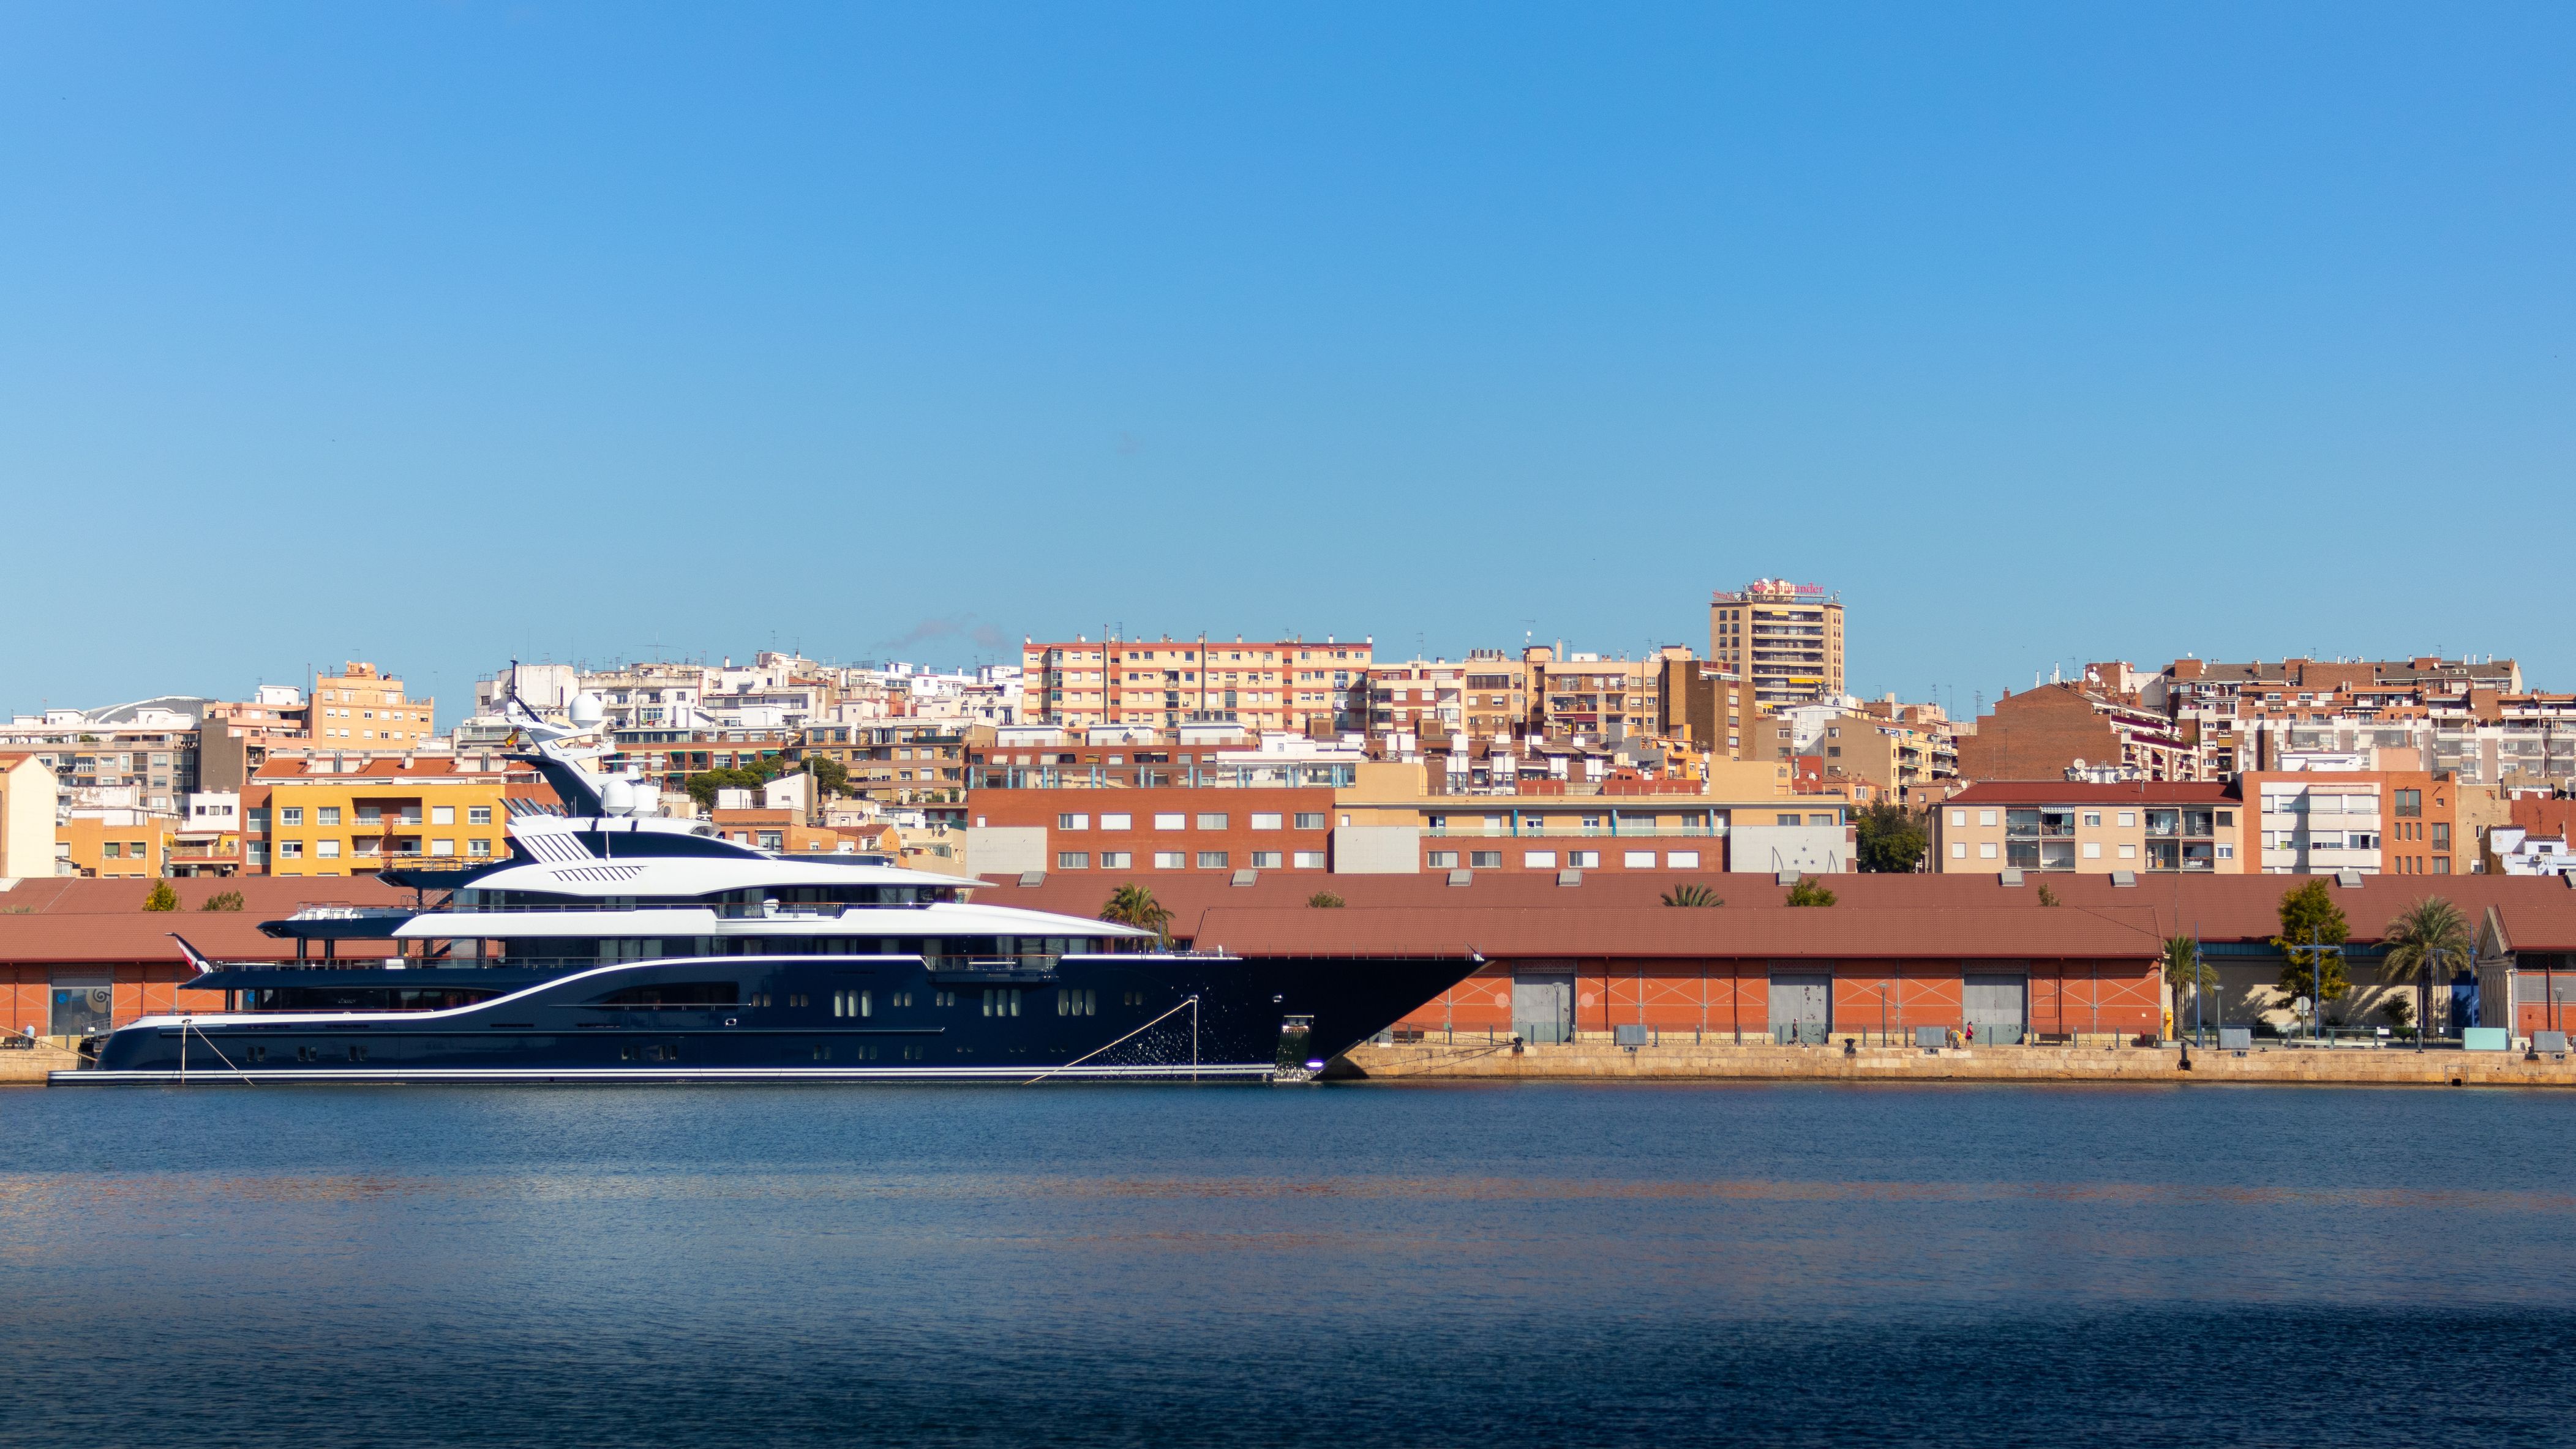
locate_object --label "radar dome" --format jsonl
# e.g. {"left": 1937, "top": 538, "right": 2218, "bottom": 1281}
{"left": 568, "top": 692, "right": 606, "bottom": 728}
{"left": 599, "top": 776, "right": 636, "bottom": 816}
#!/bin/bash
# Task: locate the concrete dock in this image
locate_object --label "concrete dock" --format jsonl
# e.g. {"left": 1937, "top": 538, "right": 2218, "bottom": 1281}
{"left": 1340, "top": 1037, "right": 2576, "bottom": 1087}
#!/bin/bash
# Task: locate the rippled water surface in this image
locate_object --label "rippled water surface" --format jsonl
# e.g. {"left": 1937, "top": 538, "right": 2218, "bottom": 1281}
{"left": 4, "top": 1082, "right": 2573, "bottom": 1447}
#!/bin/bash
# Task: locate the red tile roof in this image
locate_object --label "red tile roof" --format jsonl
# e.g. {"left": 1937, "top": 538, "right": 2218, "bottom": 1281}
{"left": 1188, "top": 905, "right": 2165, "bottom": 960}
{"left": 979, "top": 870, "right": 2576, "bottom": 951}
{"left": 0, "top": 913, "right": 372, "bottom": 967}
{"left": 0, "top": 877, "right": 408, "bottom": 915}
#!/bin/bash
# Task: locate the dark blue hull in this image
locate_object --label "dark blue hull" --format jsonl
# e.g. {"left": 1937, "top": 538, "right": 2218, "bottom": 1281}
{"left": 61, "top": 953, "right": 1469, "bottom": 1085}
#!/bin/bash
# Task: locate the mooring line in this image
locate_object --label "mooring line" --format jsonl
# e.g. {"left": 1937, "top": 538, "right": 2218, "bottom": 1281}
{"left": 1023, "top": 995, "right": 1200, "bottom": 1085}
{"left": 180, "top": 1019, "right": 255, "bottom": 1085}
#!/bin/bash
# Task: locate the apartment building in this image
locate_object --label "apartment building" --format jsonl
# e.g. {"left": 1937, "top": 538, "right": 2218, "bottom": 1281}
{"left": 55, "top": 812, "right": 175, "bottom": 878}
{"left": 1459, "top": 651, "right": 1533, "bottom": 743}
{"left": 1525, "top": 645, "right": 1684, "bottom": 742}
{"left": 1654, "top": 659, "right": 1761, "bottom": 760}
{"left": 0, "top": 699, "right": 205, "bottom": 814}
{"left": 1934, "top": 783, "right": 2245, "bottom": 874}
{"left": 307, "top": 663, "right": 434, "bottom": 747}
{"left": 796, "top": 721, "right": 976, "bottom": 804}
{"left": 168, "top": 791, "right": 247, "bottom": 877}
{"left": 1366, "top": 660, "right": 1468, "bottom": 745}
{"left": 0, "top": 752, "right": 54, "bottom": 878}
{"left": 603, "top": 730, "right": 795, "bottom": 794}
{"left": 2243, "top": 762, "right": 2460, "bottom": 877}
{"left": 1021, "top": 635, "right": 1372, "bottom": 735}
{"left": 967, "top": 743, "right": 1847, "bottom": 880}
{"left": 198, "top": 686, "right": 312, "bottom": 792}
{"left": 257, "top": 755, "right": 526, "bottom": 877}
{"left": 1708, "top": 579, "right": 1845, "bottom": 711}
{"left": 1956, "top": 681, "right": 2206, "bottom": 783}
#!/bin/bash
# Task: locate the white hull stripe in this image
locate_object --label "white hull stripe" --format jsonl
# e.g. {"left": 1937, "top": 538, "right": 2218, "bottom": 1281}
{"left": 52, "top": 1063, "right": 1278, "bottom": 1085}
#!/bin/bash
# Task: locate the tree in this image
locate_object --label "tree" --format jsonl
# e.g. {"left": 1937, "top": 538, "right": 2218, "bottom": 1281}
{"left": 685, "top": 766, "right": 770, "bottom": 812}
{"left": 802, "top": 755, "right": 850, "bottom": 796}
{"left": 2270, "top": 878, "right": 2351, "bottom": 1006}
{"left": 1853, "top": 802, "right": 1929, "bottom": 873}
{"left": 1306, "top": 891, "right": 1345, "bottom": 908}
{"left": 1100, "top": 883, "right": 1173, "bottom": 942}
{"left": 2162, "top": 935, "right": 2217, "bottom": 1026}
{"left": 141, "top": 880, "right": 179, "bottom": 912}
{"left": 1785, "top": 877, "right": 1837, "bottom": 908}
{"left": 1660, "top": 884, "right": 1724, "bottom": 908}
{"left": 200, "top": 890, "right": 244, "bottom": 913}
{"left": 2378, "top": 992, "right": 2416, "bottom": 1037}
{"left": 2035, "top": 882, "right": 2060, "bottom": 907}
{"left": 2378, "top": 895, "right": 2471, "bottom": 1050}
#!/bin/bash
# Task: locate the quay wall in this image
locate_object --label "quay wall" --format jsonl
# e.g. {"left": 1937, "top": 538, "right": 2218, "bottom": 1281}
{"left": 1, "top": 1041, "right": 85, "bottom": 1083}
{"left": 1339, "top": 1039, "right": 2576, "bottom": 1087}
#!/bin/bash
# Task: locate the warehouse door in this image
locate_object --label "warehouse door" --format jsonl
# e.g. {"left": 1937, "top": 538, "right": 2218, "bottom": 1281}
{"left": 1963, "top": 972, "right": 2027, "bottom": 1046}
{"left": 1768, "top": 973, "right": 1831, "bottom": 1045}
{"left": 1513, "top": 965, "right": 1573, "bottom": 1044}
{"left": 50, "top": 972, "right": 112, "bottom": 1038}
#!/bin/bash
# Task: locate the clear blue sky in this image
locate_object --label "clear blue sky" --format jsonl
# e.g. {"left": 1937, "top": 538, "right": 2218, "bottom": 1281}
{"left": 4, "top": 3, "right": 2570, "bottom": 726}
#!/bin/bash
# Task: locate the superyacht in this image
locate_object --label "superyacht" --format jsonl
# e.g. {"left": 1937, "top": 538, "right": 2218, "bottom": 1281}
{"left": 60, "top": 696, "right": 1467, "bottom": 1084}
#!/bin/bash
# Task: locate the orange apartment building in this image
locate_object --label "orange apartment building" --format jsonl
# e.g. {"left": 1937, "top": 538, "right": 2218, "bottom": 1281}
{"left": 1022, "top": 635, "right": 1373, "bottom": 735}
{"left": 2243, "top": 766, "right": 2461, "bottom": 877}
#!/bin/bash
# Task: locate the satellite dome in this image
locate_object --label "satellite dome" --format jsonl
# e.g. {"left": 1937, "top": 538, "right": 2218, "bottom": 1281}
{"left": 568, "top": 692, "right": 606, "bottom": 728}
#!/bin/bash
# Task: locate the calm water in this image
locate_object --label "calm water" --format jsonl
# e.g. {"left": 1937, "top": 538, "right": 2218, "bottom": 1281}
{"left": 4, "top": 1082, "right": 2574, "bottom": 1447}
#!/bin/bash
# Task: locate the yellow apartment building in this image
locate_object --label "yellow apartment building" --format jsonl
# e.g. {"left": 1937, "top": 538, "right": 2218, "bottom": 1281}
{"left": 258, "top": 756, "right": 524, "bottom": 876}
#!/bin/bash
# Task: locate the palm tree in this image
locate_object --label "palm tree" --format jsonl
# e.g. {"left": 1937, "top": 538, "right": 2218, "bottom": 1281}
{"left": 1099, "top": 883, "right": 1173, "bottom": 943}
{"left": 2378, "top": 896, "right": 2472, "bottom": 1052}
{"left": 1660, "top": 884, "right": 1724, "bottom": 908}
{"left": 2161, "top": 935, "right": 2217, "bottom": 1041}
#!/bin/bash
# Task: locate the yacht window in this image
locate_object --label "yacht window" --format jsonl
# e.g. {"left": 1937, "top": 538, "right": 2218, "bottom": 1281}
{"left": 588, "top": 983, "right": 740, "bottom": 1008}
{"left": 1057, "top": 988, "right": 1096, "bottom": 1017}
{"left": 983, "top": 988, "right": 1021, "bottom": 1017}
